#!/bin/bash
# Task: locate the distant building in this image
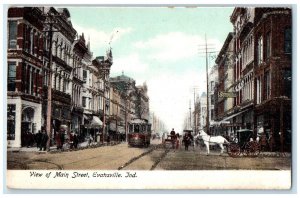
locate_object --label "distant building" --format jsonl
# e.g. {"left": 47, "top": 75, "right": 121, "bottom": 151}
{"left": 110, "top": 73, "right": 150, "bottom": 136}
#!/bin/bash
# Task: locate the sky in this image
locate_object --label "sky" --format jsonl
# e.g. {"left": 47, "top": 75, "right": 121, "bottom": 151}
{"left": 68, "top": 7, "right": 234, "bottom": 133}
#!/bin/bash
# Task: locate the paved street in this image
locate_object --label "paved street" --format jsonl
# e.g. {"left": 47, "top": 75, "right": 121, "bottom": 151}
{"left": 7, "top": 139, "right": 291, "bottom": 170}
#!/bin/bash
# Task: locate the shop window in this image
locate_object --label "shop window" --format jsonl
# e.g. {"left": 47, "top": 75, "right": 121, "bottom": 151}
{"left": 7, "top": 104, "right": 16, "bottom": 140}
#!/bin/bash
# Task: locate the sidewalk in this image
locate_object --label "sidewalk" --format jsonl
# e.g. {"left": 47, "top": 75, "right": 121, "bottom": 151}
{"left": 7, "top": 140, "right": 123, "bottom": 153}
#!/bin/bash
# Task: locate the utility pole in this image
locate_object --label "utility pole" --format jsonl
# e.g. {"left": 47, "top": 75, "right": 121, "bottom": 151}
{"left": 189, "top": 100, "right": 192, "bottom": 130}
{"left": 43, "top": 11, "right": 60, "bottom": 151}
{"left": 205, "top": 34, "right": 210, "bottom": 135}
{"left": 46, "top": 22, "right": 53, "bottom": 151}
{"left": 198, "top": 34, "right": 217, "bottom": 135}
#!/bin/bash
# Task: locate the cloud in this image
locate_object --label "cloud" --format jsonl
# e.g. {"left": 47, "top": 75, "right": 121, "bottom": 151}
{"left": 111, "top": 53, "right": 149, "bottom": 74}
{"left": 134, "top": 32, "right": 223, "bottom": 62}
{"left": 147, "top": 70, "right": 207, "bottom": 133}
{"left": 72, "top": 23, "right": 132, "bottom": 55}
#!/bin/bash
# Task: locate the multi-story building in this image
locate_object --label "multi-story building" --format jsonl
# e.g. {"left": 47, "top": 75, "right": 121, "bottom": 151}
{"left": 214, "top": 7, "right": 292, "bottom": 151}
{"left": 71, "top": 33, "right": 89, "bottom": 134}
{"left": 109, "top": 73, "right": 151, "bottom": 138}
{"left": 253, "top": 8, "right": 292, "bottom": 151}
{"left": 109, "top": 86, "right": 122, "bottom": 139}
{"left": 42, "top": 7, "right": 77, "bottom": 140}
{"left": 7, "top": 7, "right": 45, "bottom": 147}
{"left": 207, "top": 64, "right": 218, "bottom": 134}
{"left": 214, "top": 32, "right": 235, "bottom": 136}
{"left": 7, "top": 6, "right": 115, "bottom": 147}
{"left": 228, "top": 8, "right": 256, "bottom": 133}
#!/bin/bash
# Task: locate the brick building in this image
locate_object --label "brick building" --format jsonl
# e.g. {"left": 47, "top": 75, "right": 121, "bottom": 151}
{"left": 253, "top": 8, "right": 292, "bottom": 151}
{"left": 7, "top": 7, "right": 45, "bottom": 147}
{"left": 214, "top": 7, "right": 292, "bottom": 151}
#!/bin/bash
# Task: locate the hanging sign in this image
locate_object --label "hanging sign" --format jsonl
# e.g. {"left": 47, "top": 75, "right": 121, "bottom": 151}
{"left": 218, "top": 91, "right": 237, "bottom": 98}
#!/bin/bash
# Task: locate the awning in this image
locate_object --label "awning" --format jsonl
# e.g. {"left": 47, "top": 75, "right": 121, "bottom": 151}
{"left": 215, "top": 109, "right": 248, "bottom": 126}
{"left": 91, "top": 116, "right": 102, "bottom": 127}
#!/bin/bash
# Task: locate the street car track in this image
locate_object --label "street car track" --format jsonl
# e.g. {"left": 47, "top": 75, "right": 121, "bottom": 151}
{"left": 8, "top": 159, "right": 63, "bottom": 170}
{"left": 118, "top": 143, "right": 170, "bottom": 170}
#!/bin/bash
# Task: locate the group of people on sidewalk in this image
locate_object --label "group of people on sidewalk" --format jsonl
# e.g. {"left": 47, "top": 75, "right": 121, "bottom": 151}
{"left": 55, "top": 128, "right": 79, "bottom": 150}
{"left": 35, "top": 129, "right": 49, "bottom": 151}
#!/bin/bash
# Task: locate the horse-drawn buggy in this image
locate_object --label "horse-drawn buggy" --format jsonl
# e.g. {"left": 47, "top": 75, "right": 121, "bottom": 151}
{"left": 162, "top": 131, "right": 180, "bottom": 149}
{"left": 227, "top": 129, "right": 261, "bottom": 157}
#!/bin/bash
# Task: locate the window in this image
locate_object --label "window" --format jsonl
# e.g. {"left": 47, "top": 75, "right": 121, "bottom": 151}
{"left": 7, "top": 104, "right": 16, "bottom": 140}
{"left": 284, "top": 28, "right": 292, "bottom": 54}
{"left": 7, "top": 62, "right": 16, "bottom": 91}
{"left": 256, "top": 76, "right": 262, "bottom": 104}
{"left": 82, "top": 97, "right": 86, "bottom": 108}
{"left": 8, "top": 21, "right": 17, "bottom": 49}
{"left": 266, "top": 32, "right": 271, "bottom": 58}
{"left": 265, "top": 71, "right": 271, "bottom": 100}
{"left": 30, "top": 29, "right": 34, "bottom": 54}
{"left": 257, "top": 36, "right": 263, "bottom": 65}
{"left": 283, "top": 70, "right": 291, "bottom": 98}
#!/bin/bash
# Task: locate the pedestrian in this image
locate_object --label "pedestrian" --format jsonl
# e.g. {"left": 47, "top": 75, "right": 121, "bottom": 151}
{"left": 60, "top": 129, "right": 65, "bottom": 150}
{"left": 73, "top": 133, "right": 79, "bottom": 149}
{"left": 69, "top": 131, "right": 74, "bottom": 149}
{"left": 55, "top": 130, "right": 62, "bottom": 150}
{"left": 25, "top": 130, "right": 33, "bottom": 148}
{"left": 170, "top": 128, "right": 176, "bottom": 149}
{"left": 35, "top": 130, "right": 42, "bottom": 149}
{"left": 88, "top": 134, "right": 93, "bottom": 146}
{"left": 183, "top": 133, "right": 191, "bottom": 151}
{"left": 40, "top": 129, "right": 48, "bottom": 151}
{"left": 176, "top": 133, "right": 180, "bottom": 149}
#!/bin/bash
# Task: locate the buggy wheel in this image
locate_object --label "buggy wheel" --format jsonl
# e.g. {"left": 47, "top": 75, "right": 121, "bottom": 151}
{"left": 227, "top": 143, "right": 241, "bottom": 157}
{"left": 245, "top": 142, "right": 260, "bottom": 157}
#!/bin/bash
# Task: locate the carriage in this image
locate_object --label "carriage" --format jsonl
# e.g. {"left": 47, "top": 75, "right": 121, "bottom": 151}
{"left": 227, "top": 129, "right": 261, "bottom": 157}
{"left": 162, "top": 134, "right": 176, "bottom": 148}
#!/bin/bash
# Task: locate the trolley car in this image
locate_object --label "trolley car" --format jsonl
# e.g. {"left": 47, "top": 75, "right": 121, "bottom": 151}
{"left": 128, "top": 118, "right": 151, "bottom": 147}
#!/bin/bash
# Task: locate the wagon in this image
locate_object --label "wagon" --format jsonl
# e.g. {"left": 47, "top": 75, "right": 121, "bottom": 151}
{"left": 227, "top": 129, "right": 261, "bottom": 157}
{"left": 162, "top": 134, "right": 177, "bottom": 149}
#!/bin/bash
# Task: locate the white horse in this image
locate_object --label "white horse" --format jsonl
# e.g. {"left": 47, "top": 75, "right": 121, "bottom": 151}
{"left": 195, "top": 130, "right": 229, "bottom": 155}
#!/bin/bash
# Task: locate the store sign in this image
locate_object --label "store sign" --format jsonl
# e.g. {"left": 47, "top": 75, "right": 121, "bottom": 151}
{"left": 218, "top": 91, "right": 237, "bottom": 98}
{"left": 7, "top": 104, "right": 16, "bottom": 140}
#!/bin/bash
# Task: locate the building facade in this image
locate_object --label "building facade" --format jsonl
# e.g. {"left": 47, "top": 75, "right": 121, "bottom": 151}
{"left": 7, "top": 6, "right": 114, "bottom": 147}
{"left": 7, "top": 7, "right": 45, "bottom": 147}
{"left": 253, "top": 8, "right": 292, "bottom": 151}
{"left": 213, "top": 7, "right": 292, "bottom": 151}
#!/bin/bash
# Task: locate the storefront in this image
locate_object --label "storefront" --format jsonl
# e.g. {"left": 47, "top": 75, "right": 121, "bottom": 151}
{"left": 7, "top": 99, "right": 42, "bottom": 148}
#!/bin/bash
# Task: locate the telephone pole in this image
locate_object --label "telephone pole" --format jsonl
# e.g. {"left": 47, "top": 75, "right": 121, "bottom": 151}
{"left": 205, "top": 34, "right": 210, "bottom": 135}
{"left": 43, "top": 12, "right": 60, "bottom": 151}
{"left": 198, "top": 34, "right": 218, "bottom": 135}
